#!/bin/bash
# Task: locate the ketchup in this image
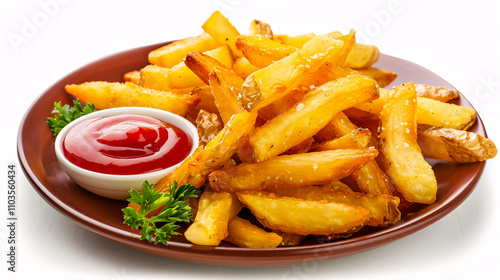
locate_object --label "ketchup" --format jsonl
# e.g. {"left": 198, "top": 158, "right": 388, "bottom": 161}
{"left": 62, "top": 114, "right": 192, "bottom": 175}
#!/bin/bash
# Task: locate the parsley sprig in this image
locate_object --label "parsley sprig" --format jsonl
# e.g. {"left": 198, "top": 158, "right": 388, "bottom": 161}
{"left": 47, "top": 100, "right": 96, "bottom": 135}
{"left": 122, "top": 181, "right": 199, "bottom": 246}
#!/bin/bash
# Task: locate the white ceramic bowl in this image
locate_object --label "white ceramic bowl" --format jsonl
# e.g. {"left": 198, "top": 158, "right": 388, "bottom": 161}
{"left": 54, "top": 107, "right": 199, "bottom": 200}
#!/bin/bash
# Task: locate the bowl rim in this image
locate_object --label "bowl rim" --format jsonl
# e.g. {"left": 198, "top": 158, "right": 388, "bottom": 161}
{"left": 54, "top": 106, "right": 200, "bottom": 181}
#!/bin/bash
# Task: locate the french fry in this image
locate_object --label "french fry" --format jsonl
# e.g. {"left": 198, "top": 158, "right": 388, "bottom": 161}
{"left": 267, "top": 185, "right": 401, "bottom": 227}
{"left": 274, "top": 32, "right": 316, "bottom": 48}
{"left": 236, "top": 35, "right": 296, "bottom": 68}
{"left": 311, "top": 128, "right": 372, "bottom": 151}
{"left": 155, "top": 110, "right": 258, "bottom": 192}
{"left": 356, "top": 67, "right": 397, "bottom": 87}
{"left": 417, "top": 127, "right": 497, "bottom": 163}
{"left": 208, "top": 68, "right": 245, "bottom": 125}
{"left": 202, "top": 11, "right": 243, "bottom": 57}
{"left": 249, "top": 19, "right": 274, "bottom": 39}
{"left": 141, "top": 46, "right": 234, "bottom": 90}
{"left": 416, "top": 97, "right": 476, "bottom": 130}
{"left": 249, "top": 75, "right": 378, "bottom": 162}
{"left": 65, "top": 81, "right": 200, "bottom": 116}
{"left": 225, "top": 217, "right": 282, "bottom": 248}
{"left": 272, "top": 230, "right": 306, "bottom": 247}
{"left": 209, "top": 148, "right": 378, "bottom": 192}
{"left": 184, "top": 189, "right": 242, "bottom": 246}
{"left": 123, "top": 70, "right": 141, "bottom": 84}
{"left": 415, "top": 84, "right": 459, "bottom": 102}
{"left": 185, "top": 51, "right": 244, "bottom": 93}
{"left": 195, "top": 109, "right": 223, "bottom": 146}
{"left": 378, "top": 83, "right": 437, "bottom": 204}
{"left": 239, "top": 34, "right": 345, "bottom": 111}
{"left": 148, "top": 32, "right": 221, "bottom": 68}
{"left": 356, "top": 88, "right": 478, "bottom": 130}
{"left": 236, "top": 190, "right": 370, "bottom": 236}
{"left": 232, "top": 57, "right": 261, "bottom": 79}
{"left": 167, "top": 46, "right": 234, "bottom": 89}
{"left": 186, "top": 86, "right": 219, "bottom": 122}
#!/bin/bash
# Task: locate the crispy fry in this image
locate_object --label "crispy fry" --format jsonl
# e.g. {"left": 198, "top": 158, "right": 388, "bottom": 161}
{"left": 167, "top": 46, "right": 234, "bottom": 89}
{"left": 356, "top": 88, "right": 477, "bottom": 130}
{"left": 65, "top": 81, "right": 200, "bottom": 116}
{"left": 202, "top": 11, "right": 243, "bottom": 57}
{"left": 268, "top": 185, "right": 400, "bottom": 227}
{"left": 357, "top": 67, "right": 397, "bottom": 87}
{"left": 416, "top": 97, "right": 476, "bottom": 130}
{"left": 195, "top": 109, "right": 223, "bottom": 146}
{"left": 274, "top": 33, "right": 316, "bottom": 48}
{"left": 312, "top": 128, "right": 372, "bottom": 151}
{"left": 415, "top": 84, "right": 459, "bottom": 102}
{"left": 237, "top": 190, "right": 370, "bottom": 236}
{"left": 148, "top": 32, "right": 221, "bottom": 68}
{"left": 249, "top": 19, "right": 274, "bottom": 39}
{"left": 236, "top": 35, "right": 296, "bottom": 68}
{"left": 210, "top": 148, "right": 378, "bottom": 192}
{"left": 239, "top": 34, "right": 345, "bottom": 111}
{"left": 417, "top": 127, "right": 497, "bottom": 163}
{"left": 378, "top": 83, "right": 437, "bottom": 204}
{"left": 232, "top": 57, "right": 261, "bottom": 79}
{"left": 123, "top": 70, "right": 141, "bottom": 84}
{"left": 184, "top": 190, "right": 242, "bottom": 246}
{"left": 225, "top": 217, "right": 282, "bottom": 248}
{"left": 155, "top": 110, "right": 258, "bottom": 192}
{"left": 208, "top": 68, "right": 245, "bottom": 125}
{"left": 249, "top": 75, "right": 378, "bottom": 161}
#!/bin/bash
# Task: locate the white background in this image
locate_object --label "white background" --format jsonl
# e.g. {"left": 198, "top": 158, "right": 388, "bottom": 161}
{"left": 1, "top": 0, "right": 499, "bottom": 279}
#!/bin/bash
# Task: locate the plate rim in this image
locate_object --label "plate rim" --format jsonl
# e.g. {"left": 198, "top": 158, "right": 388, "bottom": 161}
{"left": 17, "top": 41, "right": 488, "bottom": 266}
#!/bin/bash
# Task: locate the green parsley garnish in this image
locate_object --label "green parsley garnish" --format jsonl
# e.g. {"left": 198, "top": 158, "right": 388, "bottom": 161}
{"left": 122, "top": 181, "right": 199, "bottom": 246}
{"left": 47, "top": 100, "right": 96, "bottom": 135}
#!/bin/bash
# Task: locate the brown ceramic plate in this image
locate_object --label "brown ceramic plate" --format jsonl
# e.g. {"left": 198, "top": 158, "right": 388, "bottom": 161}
{"left": 17, "top": 41, "right": 487, "bottom": 266}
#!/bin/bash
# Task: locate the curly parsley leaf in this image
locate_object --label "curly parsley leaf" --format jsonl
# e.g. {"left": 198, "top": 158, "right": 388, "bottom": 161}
{"left": 47, "top": 100, "right": 96, "bottom": 135}
{"left": 122, "top": 181, "right": 199, "bottom": 246}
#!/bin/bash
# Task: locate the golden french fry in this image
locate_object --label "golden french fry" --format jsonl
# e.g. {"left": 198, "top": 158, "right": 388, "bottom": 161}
{"left": 378, "top": 83, "right": 437, "bottom": 204}
{"left": 268, "top": 184, "right": 400, "bottom": 227}
{"left": 225, "top": 217, "right": 282, "bottom": 248}
{"left": 274, "top": 33, "right": 316, "bottom": 48}
{"left": 155, "top": 110, "right": 257, "bottom": 192}
{"left": 356, "top": 88, "right": 477, "bottom": 130}
{"left": 415, "top": 84, "right": 460, "bottom": 102}
{"left": 417, "top": 127, "right": 497, "bottom": 163}
{"left": 416, "top": 97, "right": 476, "bottom": 130}
{"left": 186, "top": 86, "right": 219, "bottom": 122}
{"left": 184, "top": 190, "right": 242, "bottom": 246}
{"left": 232, "top": 57, "right": 261, "bottom": 79}
{"left": 148, "top": 32, "right": 221, "bottom": 68}
{"left": 185, "top": 51, "right": 244, "bottom": 93}
{"left": 195, "top": 109, "right": 223, "bottom": 146}
{"left": 236, "top": 35, "right": 296, "bottom": 68}
{"left": 209, "top": 148, "right": 378, "bottom": 192}
{"left": 249, "top": 19, "right": 274, "bottom": 39}
{"left": 272, "top": 230, "right": 306, "bottom": 247}
{"left": 239, "top": 34, "right": 345, "bottom": 111}
{"left": 357, "top": 67, "right": 397, "bottom": 87}
{"left": 123, "top": 70, "right": 140, "bottom": 84}
{"left": 208, "top": 68, "right": 245, "bottom": 125}
{"left": 236, "top": 190, "right": 370, "bottom": 236}
{"left": 250, "top": 75, "right": 378, "bottom": 161}
{"left": 65, "top": 81, "right": 200, "bottom": 116}
{"left": 312, "top": 128, "right": 372, "bottom": 151}
{"left": 202, "top": 11, "right": 243, "bottom": 57}
{"left": 167, "top": 46, "right": 234, "bottom": 89}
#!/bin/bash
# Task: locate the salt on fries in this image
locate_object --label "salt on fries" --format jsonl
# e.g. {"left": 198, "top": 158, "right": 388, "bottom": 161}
{"left": 64, "top": 11, "right": 497, "bottom": 248}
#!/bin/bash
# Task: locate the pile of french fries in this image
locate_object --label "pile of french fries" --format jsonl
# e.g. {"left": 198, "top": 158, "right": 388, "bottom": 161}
{"left": 65, "top": 11, "right": 497, "bottom": 248}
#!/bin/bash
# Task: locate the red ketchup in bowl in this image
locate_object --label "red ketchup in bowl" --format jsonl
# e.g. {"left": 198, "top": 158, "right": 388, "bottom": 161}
{"left": 62, "top": 114, "right": 192, "bottom": 175}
